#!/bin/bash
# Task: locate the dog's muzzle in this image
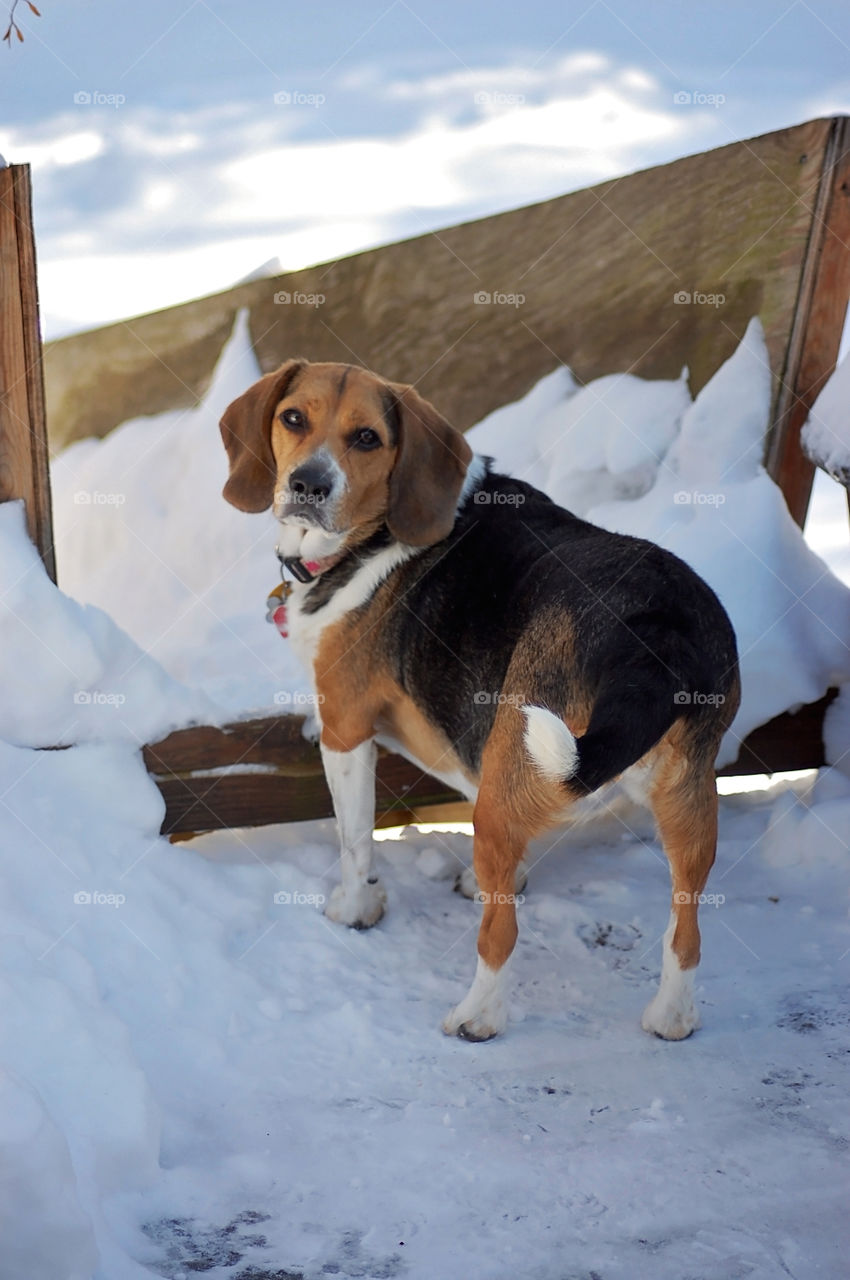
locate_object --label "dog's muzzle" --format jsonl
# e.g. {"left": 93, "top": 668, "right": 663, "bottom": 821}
{"left": 279, "top": 459, "right": 337, "bottom": 526}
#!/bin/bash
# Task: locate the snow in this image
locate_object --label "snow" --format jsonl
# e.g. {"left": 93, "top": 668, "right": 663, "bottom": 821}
{"left": 2, "top": 313, "right": 847, "bottom": 1277}
{"left": 806, "top": 467, "right": 850, "bottom": 589}
{"left": 0, "top": 504, "right": 213, "bottom": 748}
{"left": 2, "top": 712, "right": 849, "bottom": 1276}
{"left": 50, "top": 311, "right": 302, "bottom": 720}
{"left": 802, "top": 350, "right": 850, "bottom": 482}
{"left": 470, "top": 317, "right": 850, "bottom": 765}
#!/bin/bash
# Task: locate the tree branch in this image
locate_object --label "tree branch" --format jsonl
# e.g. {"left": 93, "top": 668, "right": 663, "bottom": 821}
{"left": 3, "top": 0, "right": 40, "bottom": 46}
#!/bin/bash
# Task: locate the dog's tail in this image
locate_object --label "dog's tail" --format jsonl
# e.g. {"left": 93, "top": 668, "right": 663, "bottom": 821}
{"left": 522, "top": 661, "right": 684, "bottom": 796}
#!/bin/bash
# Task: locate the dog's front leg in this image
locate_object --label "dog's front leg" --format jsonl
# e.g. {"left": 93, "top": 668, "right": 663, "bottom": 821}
{"left": 321, "top": 739, "right": 386, "bottom": 929}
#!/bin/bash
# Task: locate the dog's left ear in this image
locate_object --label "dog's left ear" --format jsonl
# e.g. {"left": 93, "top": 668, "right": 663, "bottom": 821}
{"left": 385, "top": 383, "right": 473, "bottom": 546}
{"left": 219, "top": 359, "right": 305, "bottom": 512}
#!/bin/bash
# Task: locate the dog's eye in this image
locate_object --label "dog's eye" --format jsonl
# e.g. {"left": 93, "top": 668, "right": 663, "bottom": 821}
{"left": 281, "top": 408, "right": 305, "bottom": 431}
{"left": 353, "top": 427, "right": 381, "bottom": 450}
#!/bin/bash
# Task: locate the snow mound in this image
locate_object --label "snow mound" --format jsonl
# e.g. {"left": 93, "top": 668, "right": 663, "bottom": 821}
{"left": 51, "top": 310, "right": 304, "bottom": 718}
{"left": 802, "top": 350, "right": 850, "bottom": 483}
{"left": 0, "top": 503, "right": 214, "bottom": 748}
{"left": 0, "top": 1070, "right": 98, "bottom": 1280}
{"left": 471, "top": 317, "right": 850, "bottom": 765}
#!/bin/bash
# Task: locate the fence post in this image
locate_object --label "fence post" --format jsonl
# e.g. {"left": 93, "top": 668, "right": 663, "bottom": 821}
{"left": 0, "top": 162, "right": 55, "bottom": 581}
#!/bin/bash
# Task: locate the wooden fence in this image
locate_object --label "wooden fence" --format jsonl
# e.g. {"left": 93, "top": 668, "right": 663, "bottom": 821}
{"left": 2, "top": 119, "right": 849, "bottom": 834}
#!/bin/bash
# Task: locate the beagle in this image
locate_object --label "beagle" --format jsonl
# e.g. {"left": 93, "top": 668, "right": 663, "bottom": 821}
{"left": 220, "top": 359, "right": 740, "bottom": 1041}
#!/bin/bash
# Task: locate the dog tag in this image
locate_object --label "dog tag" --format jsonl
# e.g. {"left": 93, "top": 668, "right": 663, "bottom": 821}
{"left": 266, "top": 582, "right": 292, "bottom": 638}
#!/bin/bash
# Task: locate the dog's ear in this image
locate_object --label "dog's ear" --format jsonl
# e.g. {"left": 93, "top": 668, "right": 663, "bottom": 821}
{"left": 219, "top": 359, "right": 305, "bottom": 512}
{"left": 385, "top": 383, "right": 472, "bottom": 546}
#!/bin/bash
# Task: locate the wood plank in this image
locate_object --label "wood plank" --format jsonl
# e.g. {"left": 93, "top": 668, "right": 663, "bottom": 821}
{"left": 12, "top": 165, "right": 55, "bottom": 581}
{"left": 142, "top": 714, "right": 321, "bottom": 776}
{"left": 147, "top": 692, "right": 838, "bottom": 836}
{"left": 0, "top": 163, "right": 55, "bottom": 579}
{"left": 46, "top": 119, "right": 843, "bottom": 471}
{"left": 152, "top": 749, "right": 465, "bottom": 836}
{"left": 715, "top": 688, "right": 837, "bottom": 777}
{"left": 766, "top": 116, "right": 850, "bottom": 526}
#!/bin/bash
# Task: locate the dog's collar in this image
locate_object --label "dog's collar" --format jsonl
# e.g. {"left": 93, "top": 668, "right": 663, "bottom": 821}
{"left": 275, "top": 545, "right": 348, "bottom": 584}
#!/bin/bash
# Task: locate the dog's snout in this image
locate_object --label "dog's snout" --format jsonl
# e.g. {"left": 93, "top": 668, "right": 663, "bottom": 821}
{"left": 289, "top": 462, "right": 334, "bottom": 505}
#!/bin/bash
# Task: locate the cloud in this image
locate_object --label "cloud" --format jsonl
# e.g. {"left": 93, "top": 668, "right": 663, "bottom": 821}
{"left": 5, "top": 52, "right": 715, "bottom": 337}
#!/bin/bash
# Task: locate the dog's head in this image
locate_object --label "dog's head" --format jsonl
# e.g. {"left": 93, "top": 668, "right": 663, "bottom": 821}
{"left": 219, "top": 360, "right": 473, "bottom": 563}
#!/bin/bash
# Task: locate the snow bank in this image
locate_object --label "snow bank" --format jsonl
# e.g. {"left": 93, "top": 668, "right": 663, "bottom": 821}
{"left": 51, "top": 311, "right": 304, "bottom": 718}
{"left": 470, "top": 319, "right": 850, "bottom": 765}
{"left": 802, "top": 350, "right": 850, "bottom": 482}
{"left": 0, "top": 1070, "right": 98, "bottom": 1280}
{"left": 0, "top": 503, "right": 213, "bottom": 748}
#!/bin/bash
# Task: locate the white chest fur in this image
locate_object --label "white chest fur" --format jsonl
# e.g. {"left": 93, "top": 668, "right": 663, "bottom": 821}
{"left": 286, "top": 541, "right": 420, "bottom": 677}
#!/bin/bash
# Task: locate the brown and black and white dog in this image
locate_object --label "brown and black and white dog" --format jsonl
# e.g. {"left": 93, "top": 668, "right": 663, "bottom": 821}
{"left": 220, "top": 359, "right": 740, "bottom": 1042}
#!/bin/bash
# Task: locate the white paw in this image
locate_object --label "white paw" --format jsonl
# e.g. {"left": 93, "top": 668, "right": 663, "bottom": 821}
{"left": 324, "top": 880, "right": 386, "bottom": 929}
{"left": 641, "top": 990, "right": 700, "bottom": 1040}
{"left": 441, "top": 957, "right": 509, "bottom": 1041}
{"left": 455, "top": 860, "right": 529, "bottom": 901}
{"left": 442, "top": 1001, "right": 506, "bottom": 1042}
{"left": 455, "top": 865, "right": 479, "bottom": 900}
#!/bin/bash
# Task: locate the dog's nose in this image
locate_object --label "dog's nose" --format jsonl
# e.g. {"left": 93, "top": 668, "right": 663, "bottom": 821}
{"left": 289, "top": 462, "right": 333, "bottom": 505}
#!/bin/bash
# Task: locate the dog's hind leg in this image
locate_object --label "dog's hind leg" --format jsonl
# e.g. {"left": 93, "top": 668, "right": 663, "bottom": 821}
{"left": 443, "top": 706, "right": 562, "bottom": 1041}
{"left": 641, "top": 733, "right": 719, "bottom": 1040}
{"left": 442, "top": 795, "right": 524, "bottom": 1041}
{"left": 455, "top": 858, "right": 530, "bottom": 901}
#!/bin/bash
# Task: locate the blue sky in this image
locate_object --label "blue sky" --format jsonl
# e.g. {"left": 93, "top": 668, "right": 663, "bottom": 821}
{"left": 2, "top": 0, "right": 849, "bottom": 336}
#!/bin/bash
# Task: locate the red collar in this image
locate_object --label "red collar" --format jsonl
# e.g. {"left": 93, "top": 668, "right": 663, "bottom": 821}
{"left": 267, "top": 547, "right": 347, "bottom": 640}
{"left": 275, "top": 547, "right": 347, "bottom": 583}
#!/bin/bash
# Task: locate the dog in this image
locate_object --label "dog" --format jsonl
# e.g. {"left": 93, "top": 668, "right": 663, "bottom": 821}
{"left": 220, "top": 359, "right": 740, "bottom": 1041}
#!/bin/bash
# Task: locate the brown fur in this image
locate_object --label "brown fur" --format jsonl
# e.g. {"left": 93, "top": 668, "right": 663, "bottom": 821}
{"left": 219, "top": 361, "right": 471, "bottom": 549}
{"left": 313, "top": 590, "right": 476, "bottom": 793}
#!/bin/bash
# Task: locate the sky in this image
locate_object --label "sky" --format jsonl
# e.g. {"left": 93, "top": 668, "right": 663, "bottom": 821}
{"left": 1, "top": 0, "right": 849, "bottom": 338}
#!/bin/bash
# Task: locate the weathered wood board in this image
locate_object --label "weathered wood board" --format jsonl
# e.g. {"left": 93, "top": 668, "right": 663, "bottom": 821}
{"left": 766, "top": 116, "right": 850, "bottom": 524}
{"left": 0, "top": 164, "right": 55, "bottom": 579}
{"left": 146, "top": 692, "right": 838, "bottom": 836}
{"left": 46, "top": 118, "right": 849, "bottom": 533}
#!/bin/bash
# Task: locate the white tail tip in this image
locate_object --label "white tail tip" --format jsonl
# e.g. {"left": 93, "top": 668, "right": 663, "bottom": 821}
{"left": 522, "top": 705, "right": 579, "bottom": 782}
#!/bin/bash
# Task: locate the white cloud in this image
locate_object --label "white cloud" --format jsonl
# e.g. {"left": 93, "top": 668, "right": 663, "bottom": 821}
{"left": 25, "top": 53, "right": 712, "bottom": 336}
{"left": 39, "top": 221, "right": 386, "bottom": 337}
{"left": 0, "top": 129, "right": 105, "bottom": 169}
{"left": 377, "top": 51, "right": 613, "bottom": 101}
